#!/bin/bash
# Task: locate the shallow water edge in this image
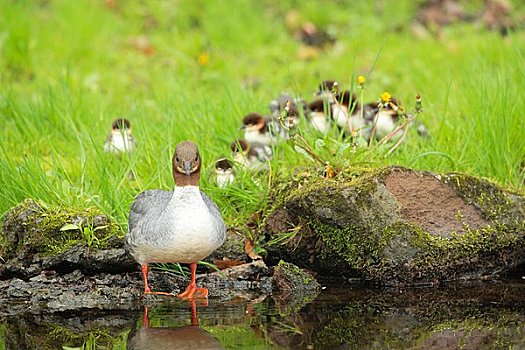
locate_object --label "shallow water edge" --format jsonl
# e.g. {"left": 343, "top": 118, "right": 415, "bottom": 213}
{"left": 1, "top": 279, "right": 525, "bottom": 349}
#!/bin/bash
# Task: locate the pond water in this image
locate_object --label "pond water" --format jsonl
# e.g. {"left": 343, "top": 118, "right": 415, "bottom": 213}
{"left": 2, "top": 280, "right": 525, "bottom": 349}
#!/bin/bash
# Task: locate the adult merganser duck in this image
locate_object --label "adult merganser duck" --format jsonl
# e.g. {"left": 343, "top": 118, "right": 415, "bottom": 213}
{"left": 104, "top": 118, "right": 136, "bottom": 154}
{"left": 125, "top": 141, "right": 226, "bottom": 299}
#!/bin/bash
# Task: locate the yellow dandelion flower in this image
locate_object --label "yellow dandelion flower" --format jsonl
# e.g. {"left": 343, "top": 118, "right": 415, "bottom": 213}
{"left": 380, "top": 91, "right": 391, "bottom": 103}
{"left": 357, "top": 75, "right": 366, "bottom": 85}
{"left": 198, "top": 52, "right": 209, "bottom": 66}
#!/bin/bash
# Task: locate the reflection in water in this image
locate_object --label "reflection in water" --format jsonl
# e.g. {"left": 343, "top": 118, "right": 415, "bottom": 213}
{"left": 2, "top": 281, "right": 525, "bottom": 349}
{"left": 127, "top": 301, "right": 223, "bottom": 350}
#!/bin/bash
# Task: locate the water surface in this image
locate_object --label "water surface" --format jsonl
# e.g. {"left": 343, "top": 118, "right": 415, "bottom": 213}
{"left": 2, "top": 280, "right": 525, "bottom": 349}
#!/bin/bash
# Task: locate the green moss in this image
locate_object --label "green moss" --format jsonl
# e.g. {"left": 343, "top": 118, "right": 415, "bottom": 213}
{"left": 273, "top": 260, "right": 321, "bottom": 316}
{"left": 275, "top": 260, "right": 318, "bottom": 288}
{"left": 0, "top": 323, "right": 5, "bottom": 350}
{"left": 310, "top": 220, "right": 398, "bottom": 272}
{"left": 443, "top": 173, "right": 525, "bottom": 222}
{"left": 268, "top": 166, "right": 378, "bottom": 215}
{"left": 1, "top": 199, "right": 122, "bottom": 260}
{"left": 207, "top": 324, "right": 276, "bottom": 350}
{"left": 309, "top": 217, "right": 525, "bottom": 283}
{"left": 2, "top": 316, "right": 126, "bottom": 349}
{"left": 313, "top": 310, "right": 367, "bottom": 347}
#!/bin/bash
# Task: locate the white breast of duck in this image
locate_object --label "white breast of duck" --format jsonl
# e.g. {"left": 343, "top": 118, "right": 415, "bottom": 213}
{"left": 132, "top": 186, "right": 225, "bottom": 264}
{"left": 105, "top": 130, "right": 135, "bottom": 153}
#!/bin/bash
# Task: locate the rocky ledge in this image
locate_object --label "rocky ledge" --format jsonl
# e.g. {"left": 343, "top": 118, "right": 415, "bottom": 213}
{"left": 0, "top": 199, "right": 318, "bottom": 314}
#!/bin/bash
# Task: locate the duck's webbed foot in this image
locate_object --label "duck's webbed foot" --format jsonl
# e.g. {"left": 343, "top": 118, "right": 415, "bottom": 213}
{"left": 177, "top": 283, "right": 208, "bottom": 299}
{"left": 177, "top": 263, "right": 208, "bottom": 300}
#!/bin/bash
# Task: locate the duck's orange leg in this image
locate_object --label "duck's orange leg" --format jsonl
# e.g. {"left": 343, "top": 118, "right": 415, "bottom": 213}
{"left": 189, "top": 299, "right": 199, "bottom": 326}
{"left": 177, "top": 263, "right": 208, "bottom": 299}
{"left": 142, "top": 306, "right": 150, "bottom": 327}
{"left": 141, "top": 264, "right": 174, "bottom": 296}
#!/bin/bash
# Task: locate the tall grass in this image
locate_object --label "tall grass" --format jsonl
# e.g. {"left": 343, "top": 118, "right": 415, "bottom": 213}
{"left": 0, "top": 0, "right": 524, "bottom": 231}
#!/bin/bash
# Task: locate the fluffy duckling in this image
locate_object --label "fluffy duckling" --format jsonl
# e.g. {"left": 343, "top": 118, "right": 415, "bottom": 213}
{"left": 230, "top": 139, "right": 272, "bottom": 172}
{"left": 307, "top": 99, "right": 332, "bottom": 133}
{"left": 332, "top": 91, "right": 370, "bottom": 138}
{"left": 315, "top": 80, "right": 340, "bottom": 103}
{"left": 241, "top": 112, "right": 292, "bottom": 145}
{"left": 241, "top": 113, "right": 276, "bottom": 146}
{"left": 364, "top": 98, "right": 403, "bottom": 141}
{"left": 104, "top": 118, "right": 136, "bottom": 154}
{"left": 215, "top": 158, "right": 235, "bottom": 188}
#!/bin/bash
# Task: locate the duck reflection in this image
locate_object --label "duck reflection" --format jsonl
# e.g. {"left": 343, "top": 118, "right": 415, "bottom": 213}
{"left": 127, "top": 300, "right": 223, "bottom": 350}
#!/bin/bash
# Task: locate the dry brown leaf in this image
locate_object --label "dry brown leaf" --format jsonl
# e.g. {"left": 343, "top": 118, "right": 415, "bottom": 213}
{"left": 244, "top": 239, "right": 262, "bottom": 260}
{"left": 213, "top": 258, "right": 245, "bottom": 270}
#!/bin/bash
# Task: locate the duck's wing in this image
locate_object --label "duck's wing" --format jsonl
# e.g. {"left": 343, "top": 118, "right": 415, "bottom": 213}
{"left": 199, "top": 191, "right": 227, "bottom": 242}
{"left": 128, "top": 189, "right": 172, "bottom": 233}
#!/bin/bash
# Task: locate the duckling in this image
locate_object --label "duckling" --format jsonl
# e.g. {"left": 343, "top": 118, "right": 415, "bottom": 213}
{"left": 364, "top": 98, "right": 403, "bottom": 141}
{"left": 307, "top": 99, "right": 332, "bottom": 133}
{"left": 230, "top": 139, "right": 272, "bottom": 172}
{"left": 241, "top": 112, "right": 291, "bottom": 145}
{"left": 125, "top": 141, "right": 226, "bottom": 299}
{"left": 332, "top": 91, "right": 370, "bottom": 138}
{"left": 214, "top": 158, "right": 235, "bottom": 189}
{"left": 241, "top": 113, "right": 277, "bottom": 146}
{"left": 104, "top": 118, "right": 136, "bottom": 154}
{"left": 315, "top": 80, "right": 339, "bottom": 103}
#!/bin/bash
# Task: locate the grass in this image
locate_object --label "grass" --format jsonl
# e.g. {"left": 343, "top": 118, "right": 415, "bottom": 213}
{"left": 0, "top": 0, "right": 524, "bottom": 237}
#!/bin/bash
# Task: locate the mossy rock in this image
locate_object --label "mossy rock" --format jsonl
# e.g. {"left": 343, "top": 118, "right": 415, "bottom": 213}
{"left": 0, "top": 199, "right": 123, "bottom": 278}
{"left": 264, "top": 166, "right": 525, "bottom": 285}
{"left": 272, "top": 260, "right": 320, "bottom": 315}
